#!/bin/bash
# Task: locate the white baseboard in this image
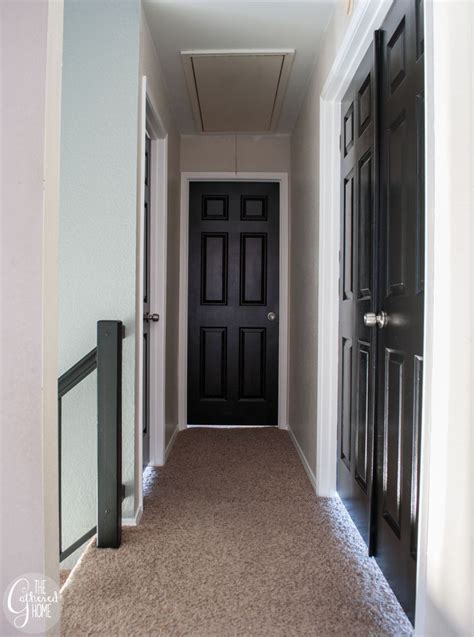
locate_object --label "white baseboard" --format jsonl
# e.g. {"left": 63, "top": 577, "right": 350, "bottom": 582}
{"left": 287, "top": 426, "right": 317, "bottom": 492}
{"left": 164, "top": 423, "right": 180, "bottom": 463}
{"left": 122, "top": 504, "right": 143, "bottom": 527}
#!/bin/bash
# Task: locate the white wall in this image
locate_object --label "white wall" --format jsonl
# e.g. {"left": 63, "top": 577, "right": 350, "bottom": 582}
{"left": 416, "top": 2, "right": 474, "bottom": 634}
{"left": 59, "top": 0, "right": 141, "bottom": 527}
{"left": 289, "top": 0, "right": 353, "bottom": 474}
{"left": 180, "top": 134, "right": 290, "bottom": 173}
{"left": 0, "top": 0, "right": 63, "bottom": 632}
{"left": 139, "top": 10, "right": 181, "bottom": 456}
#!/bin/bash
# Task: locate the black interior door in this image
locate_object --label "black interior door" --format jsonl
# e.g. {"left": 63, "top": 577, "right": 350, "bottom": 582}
{"left": 142, "top": 133, "right": 151, "bottom": 468}
{"left": 337, "top": 43, "right": 377, "bottom": 547}
{"left": 338, "top": 0, "right": 424, "bottom": 623}
{"left": 375, "top": 0, "right": 425, "bottom": 622}
{"left": 188, "top": 182, "right": 279, "bottom": 426}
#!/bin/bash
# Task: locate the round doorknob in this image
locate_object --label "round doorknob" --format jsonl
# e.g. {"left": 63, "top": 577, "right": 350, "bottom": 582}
{"left": 267, "top": 312, "right": 277, "bottom": 322}
{"left": 144, "top": 312, "right": 159, "bottom": 322}
{"left": 364, "top": 311, "right": 388, "bottom": 328}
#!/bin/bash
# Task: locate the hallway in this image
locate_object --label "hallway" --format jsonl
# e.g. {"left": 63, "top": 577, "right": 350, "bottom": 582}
{"left": 61, "top": 429, "right": 411, "bottom": 635}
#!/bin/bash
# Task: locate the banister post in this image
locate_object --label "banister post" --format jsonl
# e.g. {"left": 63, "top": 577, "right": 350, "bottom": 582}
{"left": 97, "top": 320, "right": 123, "bottom": 548}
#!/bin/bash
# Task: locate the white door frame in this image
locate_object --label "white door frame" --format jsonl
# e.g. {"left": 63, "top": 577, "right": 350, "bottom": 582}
{"left": 317, "top": 1, "right": 474, "bottom": 634}
{"left": 316, "top": 0, "right": 392, "bottom": 497}
{"left": 179, "top": 172, "right": 289, "bottom": 431}
{"left": 134, "top": 76, "right": 168, "bottom": 521}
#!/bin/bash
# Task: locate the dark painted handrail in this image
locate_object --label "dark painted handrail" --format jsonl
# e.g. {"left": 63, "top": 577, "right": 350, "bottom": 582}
{"left": 58, "top": 347, "right": 97, "bottom": 397}
{"left": 58, "top": 321, "right": 124, "bottom": 562}
{"left": 97, "top": 321, "right": 123, "bottom": 549}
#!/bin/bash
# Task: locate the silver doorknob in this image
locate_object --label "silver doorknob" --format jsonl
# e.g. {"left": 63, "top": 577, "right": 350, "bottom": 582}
{"left": 267, "top": 312, "right": 277, "bottom": 321}
{"left": 144, "top": 312, "right": 159, "bottom": 322}
{"left": 364, "top": 311, "right": 388, "bottom": 328}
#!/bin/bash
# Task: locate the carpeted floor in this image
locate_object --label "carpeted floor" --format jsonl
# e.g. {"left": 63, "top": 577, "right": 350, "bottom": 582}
{"left": 61, "top": 428, "right": 412, "bottom": 636}
{"left": 60, "top": 569, "right": 71, "bottom": 589}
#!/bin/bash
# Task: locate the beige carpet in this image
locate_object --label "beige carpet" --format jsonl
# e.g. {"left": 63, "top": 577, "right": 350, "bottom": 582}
{"left": 61, "top": 428, "right": 412, "bottom": 636}
{"left": 60, "top": 569, "right": 71, "bottom": 589}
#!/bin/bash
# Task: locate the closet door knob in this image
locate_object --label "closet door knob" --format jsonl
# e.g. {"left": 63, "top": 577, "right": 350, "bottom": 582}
{"left": 364, "top": 311, "right": 388, "bottom": 328}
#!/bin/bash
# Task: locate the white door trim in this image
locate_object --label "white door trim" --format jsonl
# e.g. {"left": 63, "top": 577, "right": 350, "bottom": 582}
{"left": 316, "top": 0, "right": 392, "bottom": 498}
{"left": 135, "top": 76, "right": 168, "bottom": 521}
{"left": 148, "top": 125, "right": 168, "bottom": 469}
{"left": 179, "top": 171, "right": 289, "bottom": 431}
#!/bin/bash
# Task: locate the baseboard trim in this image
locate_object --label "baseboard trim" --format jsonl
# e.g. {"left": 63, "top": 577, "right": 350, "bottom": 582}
{"left": 165, "top": 423, "right": 179, "bottom": 462}
{"left": 288, "top": 426, "right": 317, "bottom": 492}
{"left": 122, "top": 504, "right": 143, "bottom": 527}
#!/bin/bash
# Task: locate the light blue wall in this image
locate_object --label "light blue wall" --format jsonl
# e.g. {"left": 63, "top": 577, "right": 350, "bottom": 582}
{"left": 59, "top": 0, "right": 140, "bottom": 533}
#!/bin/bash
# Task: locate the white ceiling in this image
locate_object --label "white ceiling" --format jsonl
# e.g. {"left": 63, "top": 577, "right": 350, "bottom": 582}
{"left": 143, "top": 1, "right": 338, "bottom": 134}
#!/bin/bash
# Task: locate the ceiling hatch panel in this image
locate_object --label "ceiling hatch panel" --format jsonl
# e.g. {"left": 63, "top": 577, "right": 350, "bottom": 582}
{"left": 182, "top": 51, "right": 294, "bottom": 133}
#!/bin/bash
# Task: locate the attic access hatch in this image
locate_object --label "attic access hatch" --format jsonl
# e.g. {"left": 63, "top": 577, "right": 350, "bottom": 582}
{"left": 182, "top": 50, "right": 295, "bottom": 133}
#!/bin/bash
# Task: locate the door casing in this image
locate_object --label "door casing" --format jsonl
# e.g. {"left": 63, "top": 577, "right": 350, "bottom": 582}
{"left": 179, "top": 172, "right": 289, "bottom": 432}
{"left": 316, "top": 0, "right": 392, "bottom": 499}
{"left": 133, "top": 76, "right": 169, "bottom": 525}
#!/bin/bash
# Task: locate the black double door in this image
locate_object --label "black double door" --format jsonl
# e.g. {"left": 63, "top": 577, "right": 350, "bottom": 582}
{"left": 187, "top": 182, "right": 279, "bottom": 426}
{"left": 337, "top": 0, "right": 424, "bottom": 622}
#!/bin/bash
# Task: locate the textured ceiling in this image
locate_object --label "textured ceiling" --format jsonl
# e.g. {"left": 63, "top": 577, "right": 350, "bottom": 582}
{"left": 143, "top": 1, "right": 338, "bottom": 134}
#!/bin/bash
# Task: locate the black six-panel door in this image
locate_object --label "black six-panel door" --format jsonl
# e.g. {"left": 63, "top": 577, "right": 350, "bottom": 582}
{"left": 375, "top": 0, "right": 425, "bottom": 621}
{"left": 338, "top": 0, "right": 424, "bottom": 623}
{"left": 188, "top": 182, "right": 279, "bottom": 426}
{"left": 337, "top": 42, "right": 378, "bottom": 547}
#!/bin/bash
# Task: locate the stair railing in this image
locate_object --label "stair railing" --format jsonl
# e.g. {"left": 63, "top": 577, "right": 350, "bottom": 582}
{"left": 58, "top": 320, "right": 124, "bottom": 561}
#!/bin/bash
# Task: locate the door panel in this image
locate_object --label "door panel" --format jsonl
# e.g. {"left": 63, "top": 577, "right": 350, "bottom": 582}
{"left": 358, "top": 154, "right": 372, "bottom": 299}
{"left": 386, "top": 112, "right": 407, "bottom": 297}
{"left": 240, "top": 234, "right": 267, "bottom": 305}
{"left": 355, "top": 339, "right": 370, "bottom": 490}
{"left": 188, "top": 182, "right": 279, "bottom": 426}
{"left": 382, "top": 348, "right": 404, "bottom": 537}
{"left": 342, "top": 174, "right": 354, "bottom": 300}
{"left": 239, "top": 328, "right": 266, "bottom": 400}
{"left": 340, "top": 337, "right": 353, "bottom": 470}
{"left": 375, "top": 0, "right": 425, "bottom": 621}
{"left": 201, "top": 234, "right": 228, "bottom": 304}
{"left": 200, "top": 327, "right": 227, "bottom": 400}
{"left": 410, "top": 354, "right": 423, "bottom": 559}
{"left": 337, "top": 43, "right": 377, "bottom": 548}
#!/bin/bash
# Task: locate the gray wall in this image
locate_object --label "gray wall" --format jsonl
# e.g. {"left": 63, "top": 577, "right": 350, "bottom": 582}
{"left": 289, "top": 1, "right": 353, "bottom": 476}
{"left": 59, "top": 1, "right": 181, "bottom": 548}
{"left": 59, "top": 0, "right": 141, "bottom": 526}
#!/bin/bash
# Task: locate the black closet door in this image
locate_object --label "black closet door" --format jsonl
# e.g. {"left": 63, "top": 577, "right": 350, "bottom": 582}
{"left": 338, "top": 0, "right": 425, "bottom": 622}
{"left": 374, "top": 0, "right": 425, "bottom": 622}
{"left": 337, "top": 43, "right": 378, "bottom": 547}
